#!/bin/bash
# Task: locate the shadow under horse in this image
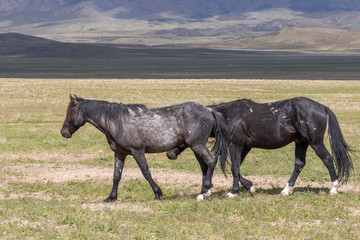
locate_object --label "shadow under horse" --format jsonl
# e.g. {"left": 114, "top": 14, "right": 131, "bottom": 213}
{"left": 167, "top": 97, "right": 354, "bottom": 196}
{"left": 61, "top": 95, "right": 227, "bottom": 202}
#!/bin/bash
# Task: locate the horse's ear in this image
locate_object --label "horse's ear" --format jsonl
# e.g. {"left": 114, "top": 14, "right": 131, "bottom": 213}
{"left": 69, "top": 94, "right": 78, "bottom": 106}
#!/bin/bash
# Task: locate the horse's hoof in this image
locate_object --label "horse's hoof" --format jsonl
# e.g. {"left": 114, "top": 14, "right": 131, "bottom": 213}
{"left": 166, "top": 152, "right": 178, "bottom": 160}
{"left": 104, "top": 197, "right": 117, "bottom": 202}
{"left": 226, "top": 192, "right": 238, "bottom": 198}
{"left": 330, "top": 188, "right": 338, "bottom": 195}
{"left": 280, "top": 183, "right": 293, "bottom": 197}
{"left": 280, "top": 189, "right": 293, "bottom": 197}
{"left": 196, "top": 194, "right": 204, "bottom": 202}
{"left": 329, "top": 189, "right": 338, "bottom": 195}
{"left": 330, "top": 180, "right": 339, "bottom": 195}
{"left": 204, "top": 190, "right": 211, "bottom": 200}
{"left": 249, "top": 186, "right": 256, "bottom": 196}
{"left": 280, "top": 191, "right": 289, "bottom": 197}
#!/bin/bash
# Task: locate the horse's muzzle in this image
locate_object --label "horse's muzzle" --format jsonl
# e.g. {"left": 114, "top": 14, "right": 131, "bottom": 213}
{"left": 61, "top": 128, "right": 72, "bottom": 138}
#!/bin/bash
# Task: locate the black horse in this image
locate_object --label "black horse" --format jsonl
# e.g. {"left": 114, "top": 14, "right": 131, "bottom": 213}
{"left": 61, "top": 95, "right": 227, "bottom": 202}
{"left": 167, "top": 97, "right": 354, "bottom": 196}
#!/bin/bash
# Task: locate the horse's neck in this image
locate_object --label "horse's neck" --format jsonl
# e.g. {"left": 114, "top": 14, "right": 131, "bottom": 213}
{"left": 82, "top": 102, "right": 117, "bottom": 135}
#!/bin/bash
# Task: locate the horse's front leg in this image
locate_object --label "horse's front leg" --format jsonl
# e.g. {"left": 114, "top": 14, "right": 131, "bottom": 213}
{"left": 281, "top": 142, "right": 308, "bottom": 196}
{"left": 131, "top": 148, "right": 163, "bottom": 200}
{"left": 104, "top": 153, "right": 126, "bottom": 202}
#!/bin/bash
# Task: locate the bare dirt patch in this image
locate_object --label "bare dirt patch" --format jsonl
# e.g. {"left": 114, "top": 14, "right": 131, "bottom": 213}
{"left": 3, "top": 160, "right": 359, "bottom": 195}
{"left": 1, "top": 151, "right": 359, "bottom": 205}
{"left": 0, "top": 152, "right": 102, "bottom": 163}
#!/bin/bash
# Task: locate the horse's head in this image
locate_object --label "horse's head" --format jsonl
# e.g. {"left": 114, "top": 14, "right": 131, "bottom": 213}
{"left": 61, "top": 95, "right": 86, "bottom": 138}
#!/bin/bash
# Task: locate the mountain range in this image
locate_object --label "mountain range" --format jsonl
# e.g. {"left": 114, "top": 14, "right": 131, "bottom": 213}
{"left": 1, "top": 0, "right": 360, "bottom": 45}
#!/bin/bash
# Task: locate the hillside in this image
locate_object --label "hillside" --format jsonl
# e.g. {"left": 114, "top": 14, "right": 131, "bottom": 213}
{"left": 1, "top": 0, "right": 360, "bottom": 45}
{"left": 0, "top": 32, "right": 150, "bottom": 58}
{"left": 1, "top": 32, "right": 359, "bottom": 80}
{"left": 214, "top": 28, "right": 360, "bottom": 52}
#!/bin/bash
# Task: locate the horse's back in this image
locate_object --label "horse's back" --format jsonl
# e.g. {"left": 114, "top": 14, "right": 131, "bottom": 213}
{"left": 124, "top": 102, "right": 215, "bottom": 152}
{"left": 153, "top": 101, "right": 214, "bottom": 122}
{"left": 215, "top": 97, "right": 328, "bottom": 149}
{"left": 154, "top": 101, "right": 216, "bottom": 140}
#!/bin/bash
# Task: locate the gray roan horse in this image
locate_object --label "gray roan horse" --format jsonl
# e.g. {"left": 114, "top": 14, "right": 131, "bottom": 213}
{"left": 61, "top": 95, "right": 227, "bottom": 202}
{"left": 167, "top": 97, "right": 354, "bottom": 197}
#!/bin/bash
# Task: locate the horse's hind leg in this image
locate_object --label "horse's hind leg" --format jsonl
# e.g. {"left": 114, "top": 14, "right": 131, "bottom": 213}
{"left": 227, "top": 145, "right": 254, "bottom": 198}
{"left": 190, "top": 144, "right": 216, "bottom": 201}
{"left": 105, "top": 153, "right": 126, "bottom": 202}
{"left": 311, "top": 142, "right": 339, "bottom": 194}
{"left": 194, "top": 155, "right": 211, "bottom": 199}
{"left": 281, "top": 142, "right": 308, "bottom": 196}
{"left": 239, "top": 147, "right": 254, "bottom": 195}
{"left": 227, "top": 144, "right": 242, "bottom": 197}
{"left": 131, "top": 148, "right": 163, "bottom": 200}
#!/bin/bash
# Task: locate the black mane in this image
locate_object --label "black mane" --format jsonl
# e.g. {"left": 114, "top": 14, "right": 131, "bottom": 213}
{"left": 78, "top": 97, "right": 148, "bottom": 118}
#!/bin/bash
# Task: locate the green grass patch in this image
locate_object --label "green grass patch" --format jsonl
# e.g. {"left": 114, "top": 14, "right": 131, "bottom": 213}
{"left": 1, "top": 79, "right": 360, "bottom": 239}
{"left": 1, "top": 188, "right": 360, "bottom": 239}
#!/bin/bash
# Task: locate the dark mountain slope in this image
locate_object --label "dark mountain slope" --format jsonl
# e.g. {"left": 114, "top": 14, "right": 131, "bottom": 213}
{"left": 0, "top": 32, "right": 128, "bottom": 57}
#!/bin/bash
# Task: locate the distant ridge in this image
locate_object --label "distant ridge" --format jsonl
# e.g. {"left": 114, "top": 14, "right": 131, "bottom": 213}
{"left": 215, "top": 28, "right": 360, "bottom": 52}
{"left": 1, "top": 0, "right": 360, "bottom": 45}
{"left": 0, "top": 32, "right": 58, "bottom": 44}
{"left": 0, "top": 32, "right": 359, "bottom": 80}
{"left": 0, "top": 32, "right": 131, "bottom": 57}
{"left": 1, "top": 31, "right": 360, "bottom": 56}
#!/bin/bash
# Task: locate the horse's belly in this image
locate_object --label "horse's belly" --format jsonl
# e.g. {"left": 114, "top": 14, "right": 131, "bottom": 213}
{"left": 244, "top": 124, "right": 295, "bottom": 149}
{"left": 144, "top": 135, "right": 183, "bottom": 153}
{"left": 122, "top": 114, "right": 183, "bottom": 152}
{"left": 251, "top": 133, "right": 296, "bottom": 149}
{"left": 140, "top": 126, "right": 183, "bottom": 153}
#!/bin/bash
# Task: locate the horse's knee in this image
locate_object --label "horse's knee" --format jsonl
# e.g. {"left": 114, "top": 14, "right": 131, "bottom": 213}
{"left": 231, "top": 165, "right": 240, "bottom": 175}
{"left": 322, "top": 156, "right": 333, "bottom": 167}
{"left": 295, "top": 159, "right": 306, "bottom": 173}
{"left": 113, "top": 174, "right": 121, "bottom": 183}
{"left": 208, "top": 161, "right": 216, "bottom": 169}
{"left": 203, "top": 179, "right": 213, "bottom": 190}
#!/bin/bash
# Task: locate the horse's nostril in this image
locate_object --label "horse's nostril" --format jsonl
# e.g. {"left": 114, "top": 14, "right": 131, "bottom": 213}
{"left": 61, "top": 129, "right": 72, "bottom": 138}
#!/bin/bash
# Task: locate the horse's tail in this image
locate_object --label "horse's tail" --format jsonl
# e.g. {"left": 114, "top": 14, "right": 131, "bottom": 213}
{"left": 325, "top": 107, "right": 354, "bottom": 183}
{"left": 210, "top": 108, "right": 228, "bottom": 177}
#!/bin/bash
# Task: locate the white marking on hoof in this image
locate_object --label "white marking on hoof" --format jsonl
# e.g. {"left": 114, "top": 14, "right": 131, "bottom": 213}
{"left": 226, "top": 192, "right": 238, "bottom": 198}
{"left": 332, "top": 180, "right": 339, "bottom": 187}
{"left": 330, "top": 180, "right": 339, "bottom": 195}
{"left": 330, "top": 188, "right": 338, "bottom": 195}
{"left": 281, "top": 183, "right": 293, "bottom": 196}
{"left": 203, "top": 190, "right": 212, "bottom": 200}
{"left": 250, "top": 186, "right": 256, "bottom": 196}
{"left": 196, "top": 194, "right": 204, "bottom": 202}
{"left": 204, "top": 190, "right": 212, "bottom": 197}
{"left": 197, "top": 189, "right": 212, "bottom": 201}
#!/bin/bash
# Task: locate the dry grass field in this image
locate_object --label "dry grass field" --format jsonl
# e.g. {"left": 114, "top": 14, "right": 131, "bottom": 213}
{"left": 0, "top": 78, "right": 359, "bottom": 239}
